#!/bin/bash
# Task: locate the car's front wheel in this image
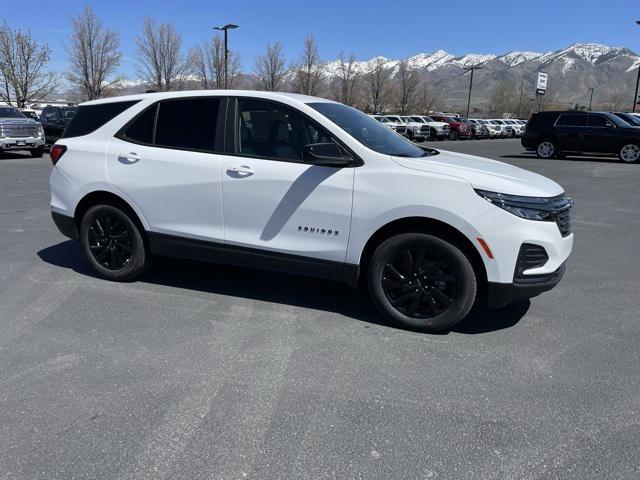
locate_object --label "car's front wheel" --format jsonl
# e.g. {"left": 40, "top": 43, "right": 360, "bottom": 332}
{"left": 619, "top": 143, "right": 640, "bottom": 163}
{"left": 30, "top": 147, "right": 44, "bottom": 158}
{"left": 448, "top": 130, "right": 458, "bottom": 141}
{"left": 80, "top": 204, "right": 150, "bottom": 281}
{"left": 367, "top": 233, "right": 477, "bottom": 333}
{"left": 536, "top": 140, "right": 557, "bottom": 159}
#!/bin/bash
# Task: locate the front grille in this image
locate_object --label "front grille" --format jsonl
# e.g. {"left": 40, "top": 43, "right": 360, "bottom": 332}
{"left": 0, "top": 123, "right": 39, "bottom": 138}
{"left": 442, "top": 125, "right": 450, "bottom": 132}
{"left": 420, "top": 126, "right": 430, "bottom": 134}
{"left": 396, "top": 126, "right": 407, "bottom": 134}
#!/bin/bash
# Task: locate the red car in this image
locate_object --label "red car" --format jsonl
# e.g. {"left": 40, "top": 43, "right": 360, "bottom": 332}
{"left": 429, "top": 115, "right": 472, "bottom": 140}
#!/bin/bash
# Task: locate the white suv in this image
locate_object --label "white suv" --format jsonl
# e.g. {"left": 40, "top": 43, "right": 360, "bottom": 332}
{"left": 50, "top": 91, "right": 573, "bottom": 332}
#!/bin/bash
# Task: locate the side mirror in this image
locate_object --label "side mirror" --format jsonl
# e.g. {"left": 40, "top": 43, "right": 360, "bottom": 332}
{"left": 605, "top": 122, "right": 615, "bottom": 128}
{"left": 302, "top": 143, "right": 352, "bottom": 167}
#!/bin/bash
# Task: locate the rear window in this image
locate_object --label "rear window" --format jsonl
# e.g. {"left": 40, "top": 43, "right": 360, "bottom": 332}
{"left": 62, "top": 101, "right": 137, "bottom": 138}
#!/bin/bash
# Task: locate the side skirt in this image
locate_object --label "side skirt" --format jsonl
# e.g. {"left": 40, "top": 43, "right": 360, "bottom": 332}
{"left": 149, "top": 232, "right": 360, "bottom": 287}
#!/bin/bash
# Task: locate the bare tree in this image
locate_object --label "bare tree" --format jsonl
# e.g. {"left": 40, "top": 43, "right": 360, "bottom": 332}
{"left": 292, "top": 34, "right": 324, "bottom": 95}
{"left": 67, "top": 5, "right": 122, "bottom": 100}
{"left": 254, "top": 41, "right": 287, "bottom": 91}
{"left": 605, "top": 88, "right": 627, "bottom": 111}
{"left": 415, "top": 81, "right": 440, "bottom": 114}
{"left": 0, "top": 22, "right": 57, "bottom": 107}
{"left": 396, "top": 60, "right": 421, "bottom": 114}
{"left": 331, "top": 51, "right": 360, "bottom": 106}
{"left": 136, "top": 18, "right": 187, "bottom": 91}
{"left": 190, "top": 34, "right": 241, "bottom": 89}
{"left": 488, "top": 80, "right": 519, "bottom": 116}
{"left": 364, "top": 57, "right": 392, "bottom": 113}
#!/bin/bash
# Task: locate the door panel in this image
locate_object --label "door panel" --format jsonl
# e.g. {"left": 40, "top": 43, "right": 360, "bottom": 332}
{"left": 221, "top": 156, "right": 354, "bottom": 263}
{"left": 107, "top": 137, "right": 225, "bottom": 241}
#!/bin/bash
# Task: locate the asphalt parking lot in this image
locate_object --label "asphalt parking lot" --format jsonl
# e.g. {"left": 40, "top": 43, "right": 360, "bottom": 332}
{"left": 1, "top": 138, "right": 639, "bottom": 479}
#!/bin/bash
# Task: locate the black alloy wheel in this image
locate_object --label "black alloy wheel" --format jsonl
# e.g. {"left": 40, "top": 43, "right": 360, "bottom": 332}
{"left": 80, "top": 204, "right": 150, "bottom": 281}
{"left": 381, "top": 247, "right": 457, "bottom": 318}
{"left": 368, "top": 233, "right": 477, "bottom": 332}
{"left": 88, "top": 214, "right": 133, "bottom": 270}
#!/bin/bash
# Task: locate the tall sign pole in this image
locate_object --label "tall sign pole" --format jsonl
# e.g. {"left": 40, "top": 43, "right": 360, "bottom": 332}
{"left": 535, "top": 72, "right": 548, "bottom": 112}
{"left": 464, "top": 65, "right": 483, "bottom": 118}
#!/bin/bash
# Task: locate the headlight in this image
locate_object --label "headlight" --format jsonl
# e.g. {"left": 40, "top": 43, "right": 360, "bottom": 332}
{"left": 37, "top": 124, "right": 44, "bottom": 137}
{"left": 475, "top": 189, "right": 572, "bottom": 221}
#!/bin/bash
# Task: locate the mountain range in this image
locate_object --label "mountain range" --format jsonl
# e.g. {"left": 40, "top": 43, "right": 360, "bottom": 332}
{"left": 321, "top": 43, "right": 639, "bottom": 110}
{"left": 111, "top": 43, "right": 639, "bottom": 111}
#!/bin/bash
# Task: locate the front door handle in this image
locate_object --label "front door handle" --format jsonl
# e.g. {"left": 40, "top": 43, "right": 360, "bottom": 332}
{"left": 118, "top": 152, "right": 141, "bottom": 164}
{"left": 227, "top": 165, "right": 255, "bottom": 176}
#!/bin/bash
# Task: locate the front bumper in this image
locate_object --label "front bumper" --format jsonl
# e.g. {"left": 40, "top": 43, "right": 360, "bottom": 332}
{"left": 487, "top": 263, "right": 566, "bottom": 308}
{"left": 0, "top": 136, "right": 45, "bottom": 150}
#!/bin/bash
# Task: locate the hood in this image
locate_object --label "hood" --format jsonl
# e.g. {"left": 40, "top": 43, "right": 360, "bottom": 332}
{"left": 425, "top": 121, "right": 449, "bottom": 128}
{"left": 0, "top": 117, "right": 38, "bottom": 125}
{"left": 392, "top": 149, "right": 564, "bottom": 197}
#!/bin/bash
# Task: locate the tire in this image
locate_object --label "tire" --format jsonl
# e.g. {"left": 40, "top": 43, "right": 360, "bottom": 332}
{"left": 367, "top": 233, "right": 477, "bottom": 333}
{"left": 536, "top": 140, "right": 558, "bottom": 159}
{"left": 619, "top": 142, "right": 640, "bottom": 163}
{"left": 448, "top": 130, "right": 459, "bottom": 141}
{"left": 30, "top": 147, "right": 44, "bottom": 158}
{"left": 80, "top": 204, "right": 150, "bottom": 281}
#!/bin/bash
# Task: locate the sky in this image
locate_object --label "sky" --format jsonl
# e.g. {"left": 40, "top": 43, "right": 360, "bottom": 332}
{"left": 2, "top": 0, "right": 639, "bottom": 78}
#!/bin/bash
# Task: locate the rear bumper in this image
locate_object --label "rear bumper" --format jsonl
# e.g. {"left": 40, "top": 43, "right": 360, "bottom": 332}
{"left": 0, "top": 137, "right": 44, "bottom": 150}
{"left": 486, "top": 263, "right": 566, "bottom": 308}
{"left": 51, "top": 211, "right": 78, "bottom": 239}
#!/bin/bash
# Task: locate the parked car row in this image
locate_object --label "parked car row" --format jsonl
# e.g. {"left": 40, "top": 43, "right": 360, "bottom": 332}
{"left": 0, "top": 105, "right": 78, "bottom": 156}
{"left": 370, "top": 113, "right": 526, "bottom": 141}
{"left": 522, "top": 110, "right": 640, "bottom": 163}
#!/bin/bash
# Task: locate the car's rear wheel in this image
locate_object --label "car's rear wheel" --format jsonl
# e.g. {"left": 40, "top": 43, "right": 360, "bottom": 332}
{"left": 367, "top": 233, "right": 477, "bottom": 333}
{"left": 536, "top": 140, "right": 557, "bottom": 159}
{"left": 80, "top": 204, "right": 150, "bottom": 281}
{"left": 619, "top": 143, "right": 640, "bottom": 163}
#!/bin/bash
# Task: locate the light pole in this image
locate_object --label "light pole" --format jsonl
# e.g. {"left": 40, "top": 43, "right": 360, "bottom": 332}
{"left": 464, "top": 65, "right": 483, "bottom": 118}
{"left": 588, "top": 88, "right": 595, "bottom": 111}
{"left": 214, "top": 23, "right": 239, "bottom": 89}
{"left": 633, "top": 20, "right": 640, "bottom": 112}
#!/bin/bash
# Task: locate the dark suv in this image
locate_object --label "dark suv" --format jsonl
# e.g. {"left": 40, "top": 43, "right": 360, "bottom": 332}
{"left": 521, "top": 111, "right": 640, "bottom": 163}
{"left": 40, "top": 105, "right": 78, "bottom": 145}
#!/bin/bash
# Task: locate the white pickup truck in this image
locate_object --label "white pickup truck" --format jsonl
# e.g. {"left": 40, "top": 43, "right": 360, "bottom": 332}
{"left": 0, "top": 106, "right": 46, "bottom": 157}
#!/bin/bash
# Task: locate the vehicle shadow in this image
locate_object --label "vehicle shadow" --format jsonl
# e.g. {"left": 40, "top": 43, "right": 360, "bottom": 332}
{"left": 37, "top": 240, "right": 528, "bottom": 335}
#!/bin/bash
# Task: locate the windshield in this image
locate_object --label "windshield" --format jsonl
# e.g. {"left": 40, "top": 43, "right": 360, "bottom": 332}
{"left": 386, "top": 116, "right": 402, "bottom": 123}
{"left": 0, "top": 107, "right": 26, "bottom": 119}
{"left": 410, "top": 117, "right": 425, "bottom": 123}
{"left": 446, "top": 117, "right": 459, "bottom": 123}
{"left": 421, "top": 116, "right": 435, "bottom": 122}
{"left": 616, "top": 113, "right": 640, "bottom": 126}
{"left": 308, "top": 102, "right": 431, "bottom": 158}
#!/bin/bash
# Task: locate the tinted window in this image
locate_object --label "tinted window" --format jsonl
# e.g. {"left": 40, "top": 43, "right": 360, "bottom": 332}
{"left": 557, "top": 114, "right": 586, "bottom": 127}
{"left": 0, "top": 107, "right": 25, "bottom": 118}
{"left": 42, "top": 107, "right": 58, "bottom": 122}
{"left": 122, "top": 105, "right": 157, "bottom": 144}
{"left": 308, "top": 102, "right": 429, "bottom": 158}
{"left": 588, "top": 114, "right": 610, "bottom": 127}
{"left": 62, "top": 102, "right": 135, "bottom": 138}
{"left": 237, "top": 99, "right": 334, "bottom": 161}
{"left": 155, "top": 98, "right": 219, "bottom": 152}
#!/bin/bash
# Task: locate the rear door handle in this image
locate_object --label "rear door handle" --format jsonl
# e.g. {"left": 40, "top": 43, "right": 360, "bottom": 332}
{"left": 118, "top": 152, "right": 141, "bottom": 164}
{"left": 227, "top": 165, "right": 255, "bottom": 176}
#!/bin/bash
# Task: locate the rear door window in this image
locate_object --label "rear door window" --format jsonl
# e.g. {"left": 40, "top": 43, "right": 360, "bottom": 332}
{"left": 557, "top": 114, "right": 586, "bottom": 127}
{"left": 62, "top": 102, "right": 136, "bottom": 138}
{"left": 155, "top": 98, "right": 220, "bottom": 152}
{"left": 121, "top": 105, "right": 157, "bottom": 144}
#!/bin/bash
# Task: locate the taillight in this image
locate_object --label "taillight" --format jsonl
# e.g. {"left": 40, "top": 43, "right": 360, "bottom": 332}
{"left": 50, "top": 144, "right": 67, "bottom": 166}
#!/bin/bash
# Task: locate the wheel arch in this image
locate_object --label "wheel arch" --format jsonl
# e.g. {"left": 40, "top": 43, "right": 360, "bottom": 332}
{"left": 74, "top": 191, "right": 149, "bottom": 246}
{"left": 355, "top": 216, "right": 488, "bottom": 301}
